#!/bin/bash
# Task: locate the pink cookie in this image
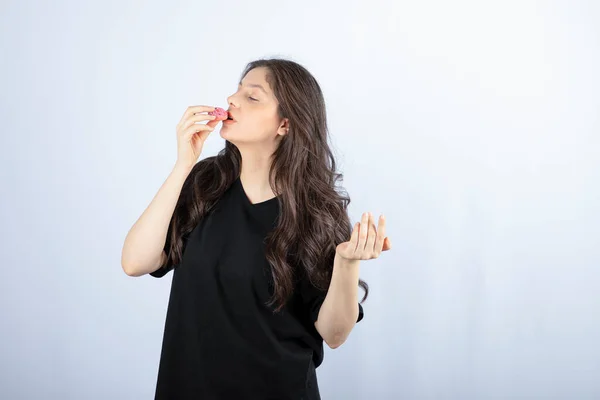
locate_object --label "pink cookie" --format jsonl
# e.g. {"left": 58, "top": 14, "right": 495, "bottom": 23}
{"left": 208, "top": 107, "right": 228, "bottom": 120}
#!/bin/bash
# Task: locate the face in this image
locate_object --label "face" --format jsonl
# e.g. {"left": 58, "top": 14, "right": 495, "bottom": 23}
{"left": 221, "top": 67, "right": 289, "bottom": 148}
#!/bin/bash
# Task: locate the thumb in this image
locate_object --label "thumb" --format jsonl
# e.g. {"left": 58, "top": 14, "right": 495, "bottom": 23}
{"left": 206, "top": 119, "right": 221, "bottom": 129}
{"left": 382, "top": 237, "right": 392, "bottom": 251}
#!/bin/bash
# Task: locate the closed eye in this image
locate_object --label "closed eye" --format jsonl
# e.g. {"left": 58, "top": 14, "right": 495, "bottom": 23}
{"left": 248, "top": 97, "right": 258, "bottom": 101}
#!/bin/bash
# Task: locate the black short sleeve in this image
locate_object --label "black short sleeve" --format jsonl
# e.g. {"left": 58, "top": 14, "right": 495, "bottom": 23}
{"left": 150, "top": 231, "right": 188, "bottom": 278}
{"left": 298, "top": 272, "right": 364, "bottom": 323}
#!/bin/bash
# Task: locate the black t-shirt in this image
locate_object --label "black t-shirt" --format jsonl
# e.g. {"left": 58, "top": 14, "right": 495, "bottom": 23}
{"left": 150, "top": 176, "right": 364, "bottom": 399}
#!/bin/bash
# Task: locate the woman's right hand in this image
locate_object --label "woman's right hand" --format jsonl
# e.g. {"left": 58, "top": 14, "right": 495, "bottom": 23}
{"left": 175, "top": 105, "right": 220, "bottom": 170}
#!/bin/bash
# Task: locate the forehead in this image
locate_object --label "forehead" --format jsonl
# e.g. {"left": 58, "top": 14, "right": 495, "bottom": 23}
{"left": 239, "top": 68, "right": 271, "bottom": 95}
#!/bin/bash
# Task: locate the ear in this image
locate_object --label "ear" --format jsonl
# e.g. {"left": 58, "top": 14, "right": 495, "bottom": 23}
{"left": 277, "top": 118, "right": 289, "bottom": 136}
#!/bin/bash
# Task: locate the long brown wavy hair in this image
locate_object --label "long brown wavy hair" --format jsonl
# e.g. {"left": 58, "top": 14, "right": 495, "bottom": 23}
{"left": 164, "top": 58, "right": 368, "bottom": 312}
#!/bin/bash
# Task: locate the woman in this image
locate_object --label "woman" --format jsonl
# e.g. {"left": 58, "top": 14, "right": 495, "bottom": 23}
{"left": 122, "top": 58, "right": 392, "bottom": 399}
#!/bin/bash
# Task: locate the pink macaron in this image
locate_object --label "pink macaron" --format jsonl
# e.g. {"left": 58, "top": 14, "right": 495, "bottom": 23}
{"left": 208, "top": 107, "right": 228, "bottom": 120}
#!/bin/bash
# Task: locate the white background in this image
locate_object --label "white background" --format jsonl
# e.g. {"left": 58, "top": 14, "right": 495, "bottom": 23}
{"left": 1, "top": 0, "right": 599, "bottom": 398}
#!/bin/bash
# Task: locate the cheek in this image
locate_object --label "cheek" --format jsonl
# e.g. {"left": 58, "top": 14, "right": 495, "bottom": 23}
{"left": 246, "top": 114, "right": 277, "bottom": 133}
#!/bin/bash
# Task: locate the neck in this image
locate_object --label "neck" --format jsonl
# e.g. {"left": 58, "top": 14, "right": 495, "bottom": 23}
{"left": 238, "top": 147, "right": 277, "bottom": 202}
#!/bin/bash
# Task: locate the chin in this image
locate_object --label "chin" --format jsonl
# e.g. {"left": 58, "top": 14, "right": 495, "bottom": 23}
{"left": 219, "top": 127, "right": 235, "bottom": 141}
{"left": 220, "top": 125, "right": 266, "bottom": 146}
{"left": 219, "top": 127, "right": 244, "bottom": 145}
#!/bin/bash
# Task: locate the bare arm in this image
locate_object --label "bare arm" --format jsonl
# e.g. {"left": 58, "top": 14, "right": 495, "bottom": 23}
{"left": 315, "top": 254, "right": 361, "bottom": 348}
{"left": 121, "top": 163, "right": 193, "bottom": 277}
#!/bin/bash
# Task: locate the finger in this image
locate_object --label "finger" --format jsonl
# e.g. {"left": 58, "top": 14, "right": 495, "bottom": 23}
{"left": 373, "top": 214, "right": 386, "bottom": 254}
{"left": 365, "top": 213, "right": 377, "bottom": 256}
{"left": 349, "top": 222, "right": 360, "bottom": 253}
{"left": 183, "top": 123, "right": 214, "bottom": 138}
{"left": 205, "top": 118, "right": 221, "bottom": 129}
{"left": 194, "top": 129, "right": 212, "bottom": 144}
{"left": 179, "top": 105, "right": 216, "bottom": 126}
{"left": 382, "top": 237, "right": 392, "bottom": 251}
{"left": 357, "top": 212, "right": 369, "bottom": 253}
{"left": 181, "top": 114, "right": 217, "bottom": 130}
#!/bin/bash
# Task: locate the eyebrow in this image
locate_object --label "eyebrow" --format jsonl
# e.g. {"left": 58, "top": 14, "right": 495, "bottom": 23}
{"left": 238, "top": 81, "right": 268, "bottom": 95}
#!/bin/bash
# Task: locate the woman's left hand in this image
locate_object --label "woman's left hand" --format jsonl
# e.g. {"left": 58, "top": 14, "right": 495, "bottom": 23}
{"left": 336, "top": 212, "right": 392, "bottom": 261}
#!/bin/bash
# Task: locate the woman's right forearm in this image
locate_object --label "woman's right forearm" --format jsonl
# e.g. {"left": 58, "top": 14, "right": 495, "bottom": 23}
{"left": 121, "top": 163, "right": 193, "bottom": 276}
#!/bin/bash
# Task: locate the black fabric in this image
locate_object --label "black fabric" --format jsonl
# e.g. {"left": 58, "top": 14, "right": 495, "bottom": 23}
{"left": 150, "top": 177, "right": 364, "bottom": 399}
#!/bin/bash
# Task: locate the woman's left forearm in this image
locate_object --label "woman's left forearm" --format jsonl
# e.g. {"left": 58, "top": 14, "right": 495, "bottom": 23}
{"left": 315, "top": 253, "right": 361, "bottom": 348}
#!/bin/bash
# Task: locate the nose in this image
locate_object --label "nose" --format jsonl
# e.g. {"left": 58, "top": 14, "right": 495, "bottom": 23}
{"left": 227, "top": 93, "right": 239, "bottom": 109}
